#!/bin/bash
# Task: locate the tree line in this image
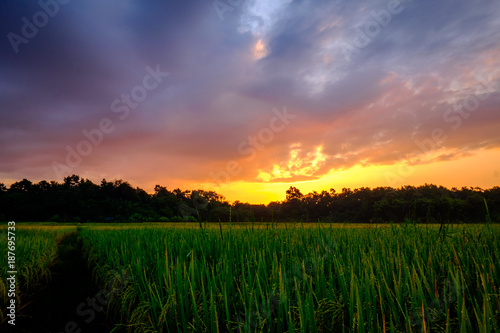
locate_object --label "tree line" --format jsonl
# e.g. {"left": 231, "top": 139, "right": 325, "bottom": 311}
{"left": 0, "top": 175, "right": 498, "bottom": 223}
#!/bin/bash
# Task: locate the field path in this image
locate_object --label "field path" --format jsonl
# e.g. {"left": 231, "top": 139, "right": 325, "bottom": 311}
{"left": 12, "top": 232, "right": 115, "bottom": 333}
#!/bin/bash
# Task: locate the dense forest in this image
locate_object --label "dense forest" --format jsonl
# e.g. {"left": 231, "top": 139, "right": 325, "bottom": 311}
{"left": 0, "top": 175, "right": 498, "bottom": 223}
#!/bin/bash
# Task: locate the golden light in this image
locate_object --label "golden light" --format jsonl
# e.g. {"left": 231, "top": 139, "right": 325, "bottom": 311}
{"left": 253, "top": 39, "right": 267, "bottom": 59}
{"left": 203, "top": 148, "right": 500, "bottom": 204}
{"left": 257, "top": 144, "right": 327, "bottom": 181}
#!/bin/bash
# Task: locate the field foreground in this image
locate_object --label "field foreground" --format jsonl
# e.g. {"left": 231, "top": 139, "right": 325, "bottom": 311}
{"left": 1, "top": 223, "right": 499, "bottom": 332}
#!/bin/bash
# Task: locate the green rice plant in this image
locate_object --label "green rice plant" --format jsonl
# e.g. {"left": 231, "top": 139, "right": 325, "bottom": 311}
{"left": 0, "top": 225, "right": 76, "bottom": 322}
{"left": 77, "top": 223, "right": 500, "bottom": 332}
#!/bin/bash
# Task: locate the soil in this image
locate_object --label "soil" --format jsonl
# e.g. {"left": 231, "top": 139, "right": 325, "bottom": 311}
{"left": 2, "top": 233, "right": 121, "bottom": 333}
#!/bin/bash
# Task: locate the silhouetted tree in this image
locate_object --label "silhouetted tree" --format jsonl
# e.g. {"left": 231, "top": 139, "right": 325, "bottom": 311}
{"left": 0, "top": 175, "right": 498, "bottom": 224}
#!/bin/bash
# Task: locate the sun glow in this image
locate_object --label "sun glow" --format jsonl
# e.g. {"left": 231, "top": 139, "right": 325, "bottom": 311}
{"left": 253, "top": 39, "right": 267, "bottom": 59}
{"left": 257, "top": 144, "right": 327, "bottom": 181}
{"left": 206, "top": 148, "right": 500, "bottom": 204}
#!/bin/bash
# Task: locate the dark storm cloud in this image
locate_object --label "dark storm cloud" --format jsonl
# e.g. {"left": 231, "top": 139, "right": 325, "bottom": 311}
{"left": 0, "top": 0, "right": 499, "bottom": 187}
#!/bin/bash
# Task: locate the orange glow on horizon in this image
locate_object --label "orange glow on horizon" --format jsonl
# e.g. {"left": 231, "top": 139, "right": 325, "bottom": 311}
{"left": 201, "top": 148, "right": 500, "bottom": 204}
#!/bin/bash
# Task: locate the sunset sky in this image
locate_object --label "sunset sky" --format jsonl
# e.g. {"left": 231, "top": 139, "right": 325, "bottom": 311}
{"left": 1, "top": 0, "right": 499, "bottom": 204}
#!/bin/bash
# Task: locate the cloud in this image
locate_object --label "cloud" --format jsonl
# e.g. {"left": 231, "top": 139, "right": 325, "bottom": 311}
{"left": 0, "top": 0, "right": 499, "bottom": 192}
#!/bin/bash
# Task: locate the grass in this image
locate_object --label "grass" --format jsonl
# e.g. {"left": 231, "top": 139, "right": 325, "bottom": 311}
{"left": 0, "top": 226, "right": 76, "bottom": 323}
{"left": 75, "top": 223, "right": 500, "bottom": 332}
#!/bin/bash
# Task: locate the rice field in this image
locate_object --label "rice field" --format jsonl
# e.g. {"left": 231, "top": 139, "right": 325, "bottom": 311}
{"left": 75, "top": 223, "right": 500, "bottom": 332}
{"left": 0, "top": 226, "right": 76, "bottom": 322}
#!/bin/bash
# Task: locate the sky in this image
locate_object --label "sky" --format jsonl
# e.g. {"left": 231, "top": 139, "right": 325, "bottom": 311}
{"left": 1, "top": 0, "right": 499, "bottom": 204}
